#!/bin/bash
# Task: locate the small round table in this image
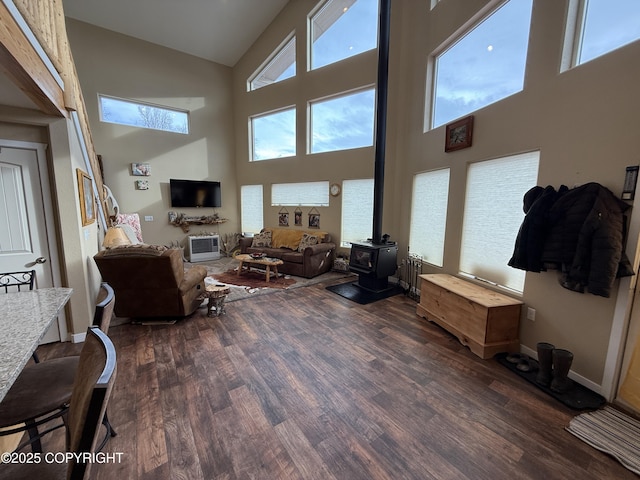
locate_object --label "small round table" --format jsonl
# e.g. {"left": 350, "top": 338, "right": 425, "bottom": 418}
{"left": 200, "top": 284, "right": 230, "bottom": 317}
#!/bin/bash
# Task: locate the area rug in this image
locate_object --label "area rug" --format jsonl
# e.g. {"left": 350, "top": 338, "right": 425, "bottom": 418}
{"left": 185, "top": 256, "right": 354, "bottom": 303}
{"left": 211, "top": 269, "right": 296, "bottom": 290}
{"left": 566, "top": 405, "right": 640, "bottom": 475}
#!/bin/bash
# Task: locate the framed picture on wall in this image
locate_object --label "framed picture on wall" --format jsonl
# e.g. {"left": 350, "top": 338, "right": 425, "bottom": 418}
{"left": 445, "top": 115, "right": 474, "bottom": 152}
{"left": 76, "top": 169, "right": 95, "bottom": 226}
{"left": 131, "top": 163, "right": 151, "bottom": 176}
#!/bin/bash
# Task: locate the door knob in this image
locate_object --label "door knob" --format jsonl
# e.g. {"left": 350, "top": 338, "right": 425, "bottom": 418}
{"left": 35, "top": 257, "right": 47, "bottom": 264}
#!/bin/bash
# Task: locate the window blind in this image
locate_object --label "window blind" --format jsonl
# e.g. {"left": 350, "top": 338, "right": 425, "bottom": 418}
{"left": 271, "top": 181, "right": 329, "bottom": 206}
{"left": 241, "top": 185, "right": 263, "bottom": 234}
{"left": 341, "top": 179, "right": 374, "bottom": 247}
{"left": 409, "top": 168, "right": 450, "bottom": 267}
{"left": 460, "top": 151, "right": 539, "bottom": 292}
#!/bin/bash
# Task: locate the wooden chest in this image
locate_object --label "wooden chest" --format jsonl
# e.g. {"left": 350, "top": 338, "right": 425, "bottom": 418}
{"left": 416, "top": 274, "right": 522, "bottom": 359}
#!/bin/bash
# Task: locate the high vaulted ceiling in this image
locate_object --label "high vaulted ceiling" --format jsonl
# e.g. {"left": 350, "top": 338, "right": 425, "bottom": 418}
{"left": 62, "top": 0, "right": 290, "bottom": 67}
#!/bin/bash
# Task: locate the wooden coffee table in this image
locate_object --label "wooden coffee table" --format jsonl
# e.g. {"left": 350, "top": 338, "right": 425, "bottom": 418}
{"left": 235, "top": 254, "right": 284, "bottom": 283}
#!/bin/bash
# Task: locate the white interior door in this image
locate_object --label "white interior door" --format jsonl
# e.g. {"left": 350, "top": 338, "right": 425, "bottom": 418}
{"left": 0, "top": 140, "right": 65, "bottom": 343}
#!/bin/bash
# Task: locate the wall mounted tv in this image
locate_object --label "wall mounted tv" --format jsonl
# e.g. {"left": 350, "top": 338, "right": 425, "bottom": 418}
{"left": 170, "top": 179, "right": 221, "bottom": 208}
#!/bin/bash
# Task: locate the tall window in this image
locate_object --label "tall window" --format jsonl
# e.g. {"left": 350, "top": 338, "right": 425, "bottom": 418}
{"left": 99, "top": 95, "right": 189, "bottom": 134}
{"left": 341, "top": 179, "right": 373, "bottom": 247}
{"left": 573, "top": 0, "right": 640, "bottom": 66}
{"left": 272, "top": 182, "right": 329, "bottom": 206}
{"left": 310, "top": 88, "right": 375, "bottom": 154}
{"left": 249, "top": 33, "right": 296, "bottom": 91}
{"left": 430, "top": 0, "right": 533, "bottom": 129}
{"left": 241, "top": 185, "right": 263, "bottom": 234}
{"left": 460, "top": 151, "right": 539, "bottom": 293}
{"left": 409, "top": 169, "right": 450, "bottom": 267}
{"left": 250, "top": 107, "right": 296, "bottom": 161}
{"left": 310, "top": 0, "right": 379, "bottom": 70}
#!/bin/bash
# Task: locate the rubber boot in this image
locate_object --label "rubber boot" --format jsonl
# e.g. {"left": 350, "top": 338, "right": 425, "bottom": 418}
{"left": 535, "top": 342, "right": 555, "bottom": 386}
{"left": 550, "top": 349, "right": 574, "bottom": 393}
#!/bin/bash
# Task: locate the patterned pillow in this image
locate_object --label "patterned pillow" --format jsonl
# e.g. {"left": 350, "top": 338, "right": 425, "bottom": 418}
{"left": 251, "top": 231, "right": 272, "bottom": 248}
{"left": 298, "top": 233, "right": 320, "bottom": 252}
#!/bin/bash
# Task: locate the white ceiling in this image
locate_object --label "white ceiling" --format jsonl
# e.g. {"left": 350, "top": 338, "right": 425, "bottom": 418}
{"left": 0, "top": 0, "right": 289, "bottom": 110}
{"left": 62, "top": 0, "right": 290, "bottom": 66}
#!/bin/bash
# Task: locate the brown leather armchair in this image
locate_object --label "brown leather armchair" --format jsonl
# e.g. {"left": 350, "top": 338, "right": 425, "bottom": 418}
{"left": 94, "top": 246, "right": 207, "bottom": 319}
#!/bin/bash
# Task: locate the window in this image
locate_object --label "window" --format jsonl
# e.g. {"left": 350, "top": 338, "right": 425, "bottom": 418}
{"left": 249, "top": 33, "right": 296, "bottom": 91}
{"left": 250, "top": 107, "right": 296, "bottom": 161}
{"left": 430, "top": 0, "right": 533, "bottom": 129}
{"left": 409, "top": 169, "right": 450, "bottom": 267}
{"left": 98, "top": 95, "right": 189, "bottom": 134}
{"left": 272, "top": 181, "right": 329, "bottom": 206}
{"left": 310, "top": 88, "right": 375, "bottom": 154}
{"left": 460, "top": 151, "right": 539, "bottom": 293}
{"left": 341, "top": 179, "right": 374, "bottom": 247}
{"left": 310, "top": 0, "right": 379, "bottom": 70}
{"left": 574, "top": 0, "right": 640, "bottom": 66}
{"left": 241, "top": 185, "right": 264, "bottom": 234}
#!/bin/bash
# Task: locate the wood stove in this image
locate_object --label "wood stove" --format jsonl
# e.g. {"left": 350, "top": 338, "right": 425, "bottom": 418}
{"left": 349, "top": 241, "right": 398, "bottom": 292}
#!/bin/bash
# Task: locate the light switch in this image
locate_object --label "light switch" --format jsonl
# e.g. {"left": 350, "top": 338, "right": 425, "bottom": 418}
{"left": 144, "top": 216, "right": 153, "bottom": 221}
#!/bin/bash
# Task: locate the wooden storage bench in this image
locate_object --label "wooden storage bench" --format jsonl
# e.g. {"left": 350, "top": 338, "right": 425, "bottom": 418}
{"left": 416, "top": 274, "right": 522, "bottom": 359}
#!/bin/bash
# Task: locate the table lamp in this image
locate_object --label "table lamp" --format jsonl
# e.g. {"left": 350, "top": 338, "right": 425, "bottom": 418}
{"left": 103, "top": 226, "right": 132, "bottom": 248}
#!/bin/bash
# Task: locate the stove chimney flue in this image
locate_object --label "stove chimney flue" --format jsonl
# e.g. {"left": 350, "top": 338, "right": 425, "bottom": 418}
{"left": 372, "top": 0, "right": 391, "bottom": 246}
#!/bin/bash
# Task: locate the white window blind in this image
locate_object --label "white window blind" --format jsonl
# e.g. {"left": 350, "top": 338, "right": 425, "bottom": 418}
{"left": 241, "top": 185, "right": 263, "bottom": 234}
{"left": 271, "top": 181, "right": 329, "bottom": 206}
{"left": 460, "top": 151, "right": 539, "bottom": 293}
{"left": 341, "top": 179, "right": 374, "bottom": 247}
{"left": 409, "top": 169, "right": 450, "bottom": 267}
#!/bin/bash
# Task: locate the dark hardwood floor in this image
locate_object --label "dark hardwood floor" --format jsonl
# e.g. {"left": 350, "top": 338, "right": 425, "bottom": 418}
{"left": 28, "top": 278, "right": 635, "bottom": 479}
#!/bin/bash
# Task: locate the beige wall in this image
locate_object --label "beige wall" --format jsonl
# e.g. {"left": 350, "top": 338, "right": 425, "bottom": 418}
{"left": 66, "top": 19, "right": 239, "bottom": 247}
{"left": 231, "top": 0, "right": 640, "bottom": 387}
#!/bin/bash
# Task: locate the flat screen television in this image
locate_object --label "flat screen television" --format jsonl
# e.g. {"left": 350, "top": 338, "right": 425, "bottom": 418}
{"left": 170, "top": 179, "right": 221, "bottom": 208}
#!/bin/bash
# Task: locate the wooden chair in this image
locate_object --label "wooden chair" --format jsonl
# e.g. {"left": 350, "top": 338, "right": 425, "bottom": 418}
{"left": 0, "top": 327, "right": 117, "bottom": 480}
{"left": 0, "top": 284, "right": 116, "bottom": 452}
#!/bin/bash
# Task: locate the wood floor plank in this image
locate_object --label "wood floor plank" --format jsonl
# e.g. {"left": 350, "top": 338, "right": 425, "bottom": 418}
{"left": 21, "top": 280, "right": 638, "bottom": 480}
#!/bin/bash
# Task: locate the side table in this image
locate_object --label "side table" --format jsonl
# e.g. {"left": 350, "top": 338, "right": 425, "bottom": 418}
{"left": 200, "top": 284, "right": 230, "bottom": 317}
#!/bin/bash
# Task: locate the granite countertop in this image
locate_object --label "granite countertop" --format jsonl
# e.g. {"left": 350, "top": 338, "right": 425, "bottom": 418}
{"left": 0, "top": 288, "right": 73, "bottom": 402}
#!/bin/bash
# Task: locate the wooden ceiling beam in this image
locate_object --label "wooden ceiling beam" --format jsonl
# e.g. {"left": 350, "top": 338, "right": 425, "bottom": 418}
{"left": 0, "top": 1, "right": 66, "bottom": 117}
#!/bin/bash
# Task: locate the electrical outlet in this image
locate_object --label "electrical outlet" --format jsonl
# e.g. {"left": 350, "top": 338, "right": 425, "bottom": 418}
{"left": 527, "top": 307, "right": 536, "bottom": 321}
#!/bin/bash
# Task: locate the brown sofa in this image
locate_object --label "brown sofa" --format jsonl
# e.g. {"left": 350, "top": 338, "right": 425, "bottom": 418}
{"left": 94, "top": 245, "right": 207, "bottom": 319}
{"left": 239, "top": 228, "right": 335, "bottom": 278}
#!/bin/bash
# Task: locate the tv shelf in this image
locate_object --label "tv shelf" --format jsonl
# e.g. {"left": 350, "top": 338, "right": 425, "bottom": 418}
{"left": 168, "top": 211, "right": 227, "bottom": 233}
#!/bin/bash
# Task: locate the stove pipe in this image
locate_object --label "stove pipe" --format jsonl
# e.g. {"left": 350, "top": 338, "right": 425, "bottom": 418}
{"left": 372, "top": 0, "right": 391, "bottom": 245}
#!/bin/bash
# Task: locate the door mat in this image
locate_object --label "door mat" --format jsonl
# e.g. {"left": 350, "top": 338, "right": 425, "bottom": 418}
{"left": 326, "top": 281, "right": 404, "bottom": 305}
{"left": 496, "top": 352, "right": 606, "bottom": 410}
{"left": 567, "top": 405, "right": 640, "bottom": 475}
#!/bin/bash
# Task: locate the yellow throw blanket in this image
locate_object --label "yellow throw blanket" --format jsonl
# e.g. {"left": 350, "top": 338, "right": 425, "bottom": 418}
{"left": 267, "top": 228, "right": 326, "bottom": 250}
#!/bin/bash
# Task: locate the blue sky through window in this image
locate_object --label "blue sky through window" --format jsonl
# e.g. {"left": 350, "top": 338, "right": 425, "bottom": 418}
{"left": 311, "top": 0, "right": 379, "bottom": 70}
{"left": 311, "top": 89, "right": 375, "bottom": 153}
{"left": 579, "top": 0, "right": 640, "bottom": 64}
{"left": 432, "top": 0, "right": 533, "bottom": 129}
{"left": 99, "top": 95, "right": 189, "bottom": 134}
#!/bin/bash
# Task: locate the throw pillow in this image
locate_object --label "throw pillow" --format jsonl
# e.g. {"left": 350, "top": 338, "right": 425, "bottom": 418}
{"left": 251, "top": 231, "right": 272, "bottom": 247}
{"left": 298, "top": 233, "right": 320, "bottom": 252}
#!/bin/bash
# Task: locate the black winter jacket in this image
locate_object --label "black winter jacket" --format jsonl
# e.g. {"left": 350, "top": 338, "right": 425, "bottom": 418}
{"left": 510, "top": 182, "right": 633, "bottom": 297}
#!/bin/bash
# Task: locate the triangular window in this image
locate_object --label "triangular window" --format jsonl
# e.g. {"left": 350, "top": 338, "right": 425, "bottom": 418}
{"left": 249, "top": 33, "right": 296, "bottom": 91}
